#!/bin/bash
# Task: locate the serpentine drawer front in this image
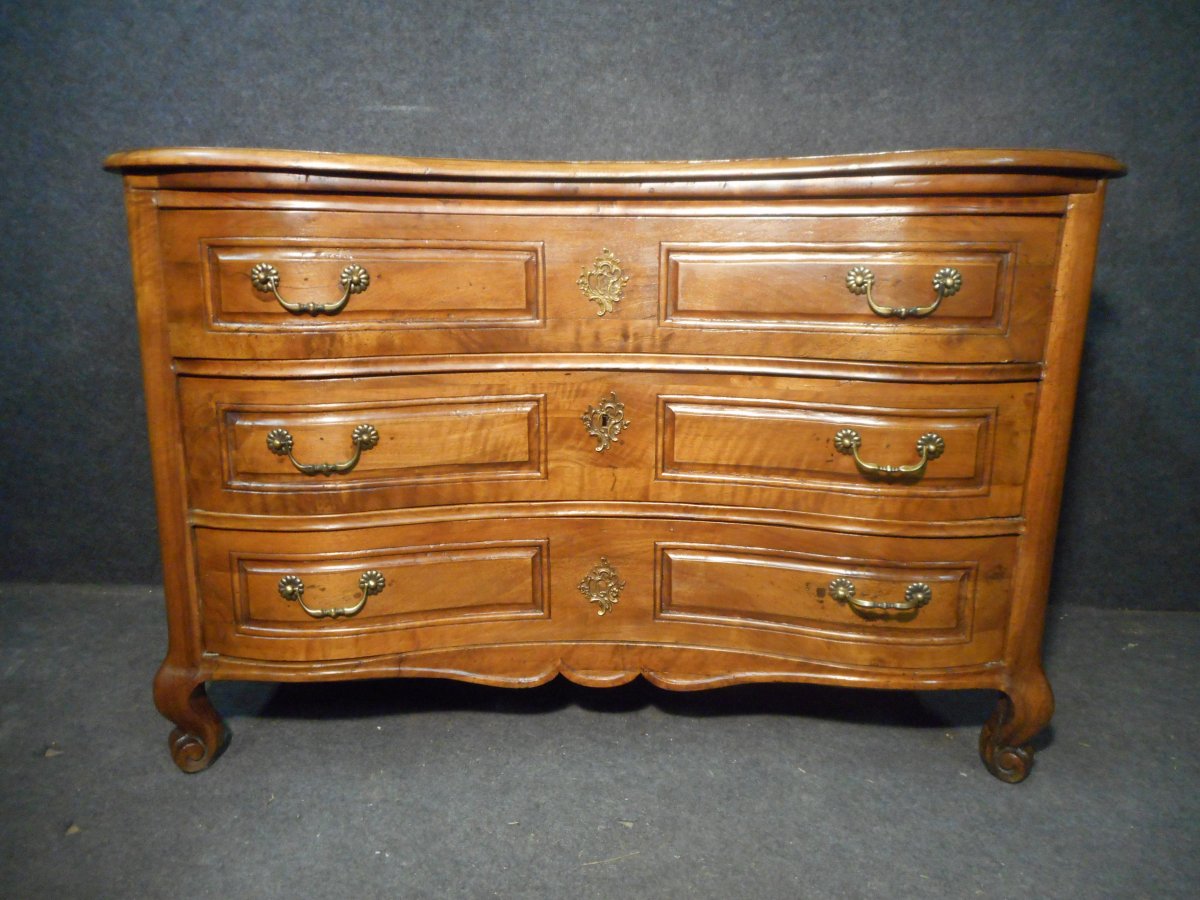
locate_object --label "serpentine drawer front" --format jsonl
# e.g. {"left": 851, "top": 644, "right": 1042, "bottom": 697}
{"left": 158, "top": 208, "right": 1057, "bottom": 362}
{"left": 178, "top": 371, "right": 1035, "bottom": 521}
{"left": 194, "top": 519, "right": 1015, "bottom": 668}
{"left": 107, "top": 147, "right": 1124, "bottom": 781}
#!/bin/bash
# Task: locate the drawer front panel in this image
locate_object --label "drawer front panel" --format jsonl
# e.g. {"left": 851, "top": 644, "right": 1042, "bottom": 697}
{"left": 661, "top": 396, "right": 995, "bottom": 498}
{"left": 195, "top": 518, "right": 1014, "bottom": 667}
{"left": 204, "top": 239, "right": 542, "bottom": 329}
{"left": 196, "top": 525, "right": 552, "bottom": 658}
{"left": 659, "top": 545, "right": 970, "bottom": 638}
{"left": 181, "top": 371, "right": 1035, "bottom": 521}
{"left": 211, "top": 395, "right": 543, "bottom": 491}
{"left": 661, "top": 243, "right": 1010, "bottom": 329}
{"left": 159, "top": 208, "right": 1059, "bottom": 363}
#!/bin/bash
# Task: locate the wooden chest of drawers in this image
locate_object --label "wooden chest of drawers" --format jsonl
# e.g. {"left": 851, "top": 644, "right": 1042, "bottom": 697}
{"left": 106, "top": 147, "right": 1123, "bottom": 781}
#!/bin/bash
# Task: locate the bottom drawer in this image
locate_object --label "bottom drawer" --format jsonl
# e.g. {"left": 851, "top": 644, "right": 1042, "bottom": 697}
{"left": 194, "top": 517, "right": 1016, "bottom": 669}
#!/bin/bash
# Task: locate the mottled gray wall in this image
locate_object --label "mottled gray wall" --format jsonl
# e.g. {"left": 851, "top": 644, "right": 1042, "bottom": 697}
{"left": 1, "top": 1, "right": 1196, "bottom": 608}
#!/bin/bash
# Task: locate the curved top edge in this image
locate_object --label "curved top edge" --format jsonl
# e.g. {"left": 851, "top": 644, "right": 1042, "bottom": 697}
{"left": 104, "top": 146, "right": 1126, "bottom": 180}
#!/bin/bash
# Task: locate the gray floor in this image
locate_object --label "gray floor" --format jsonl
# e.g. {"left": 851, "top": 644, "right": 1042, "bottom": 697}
{"left": 1, "top": 584, "right": 1196, "bottom": 899}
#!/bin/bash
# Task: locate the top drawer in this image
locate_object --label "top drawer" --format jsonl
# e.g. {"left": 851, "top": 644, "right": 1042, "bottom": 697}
{"left": 155, "top": 207, "right": 1061, "bottom": 363}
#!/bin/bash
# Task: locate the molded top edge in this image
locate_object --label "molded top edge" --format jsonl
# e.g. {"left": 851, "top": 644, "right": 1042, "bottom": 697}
{"left": 104, "top": 146, "right": 1126, "bottom": 181}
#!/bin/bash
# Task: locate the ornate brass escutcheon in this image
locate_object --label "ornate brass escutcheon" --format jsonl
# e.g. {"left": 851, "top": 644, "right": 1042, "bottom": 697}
{"left": 581, "top": 392, "right": 630, "bottom": 452}
{"left": 577, "top": 248, "right": 630, "bottom": 316}
{"left": 249, "top": 262, "right": 371, "bottom": 315}
{"left": 267, "top": 423, "right": 380, "bottom": 475}
{"left": 833, "top": 428, "right": 945, "bottom": 480}
{"left": 578, "top": 558, "right": 625, "bottom": 616}
{"left": 277, "top": 570, "right": 386, "bottom": 619}
{"left": 827, "top": 577, "right": 932, "bottom": 615}
{"left": 845, "top": 265, "right": 962, "bottom": 318}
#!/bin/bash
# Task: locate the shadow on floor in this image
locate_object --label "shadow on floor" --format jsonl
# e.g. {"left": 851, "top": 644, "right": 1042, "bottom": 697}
{"left": 213, "top": 677, "right": 1015, "bottom": 740}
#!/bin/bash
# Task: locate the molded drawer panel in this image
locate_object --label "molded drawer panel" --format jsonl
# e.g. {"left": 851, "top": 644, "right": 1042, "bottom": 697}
{"left": 205, "top": 241, "right": 542, "bottom": 328}
{"left": 661, "top": 243, "right": 1009, "bottom": 330}
{"left": 157, "top": 207, "right": 1059, "bottom": 363}
{"left": 180, "top": 371, "right": 1036, "bottom": 523}
{"left": 195, "top": 517, "right": 1015, "bottom": 668}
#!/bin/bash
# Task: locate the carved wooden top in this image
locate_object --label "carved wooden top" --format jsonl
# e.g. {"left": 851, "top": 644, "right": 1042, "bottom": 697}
{"left": 105, "top": 147, "right": 1125, "bottom": 198}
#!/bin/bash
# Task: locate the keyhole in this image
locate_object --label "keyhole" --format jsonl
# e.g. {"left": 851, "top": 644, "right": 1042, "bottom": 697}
{"left": 600, "top": 414, "right": 610, "bottom": 428}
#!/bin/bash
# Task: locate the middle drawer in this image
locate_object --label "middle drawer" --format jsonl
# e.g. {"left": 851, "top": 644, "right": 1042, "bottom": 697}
{"left": 179, "top": 370, "right": 1036, "bottom": 522}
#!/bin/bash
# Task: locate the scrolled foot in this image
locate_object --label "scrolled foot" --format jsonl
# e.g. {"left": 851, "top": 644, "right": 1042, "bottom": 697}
{"left": 978, "top": 671, "right": 1053, "bottom": 784}
{"left": 168, "top": 725, "right": 228, "bottom": 774}
{"left": 155, "top": 664, "right": 229, "bottom": 773}
{"left": 979, "top": 706, "right": 1034, "bottom": 783}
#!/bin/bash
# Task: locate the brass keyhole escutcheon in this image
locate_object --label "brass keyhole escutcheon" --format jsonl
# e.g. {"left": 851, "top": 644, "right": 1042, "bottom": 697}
{"left": 581, "top": 392, "right": 630, "bottom": 452}
{"left": 578, "top": 558, "right": 625, "bottom": 616}
{"left": 577, "top": 248, "right": 630, "bottom": 316}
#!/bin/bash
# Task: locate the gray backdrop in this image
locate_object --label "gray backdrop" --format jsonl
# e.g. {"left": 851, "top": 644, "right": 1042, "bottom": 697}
{"left": 1, "top": 1, "right": 1196, "bottom": 609}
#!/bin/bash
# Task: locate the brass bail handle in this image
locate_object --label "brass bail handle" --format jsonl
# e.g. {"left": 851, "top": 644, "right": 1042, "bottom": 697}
{"left": 827, "top": 577, "right": 932, "bottom": 614}
{"left": 250, "top": 262, "right": 371, "bottom": 315}
{"left": 266, "top": 424, "right": 380, "bottom": 475}
{"left": 833, "top": 428, "right": 945, "bottom": 480}
{"left": 845, "top": 266, "right": 962, "bottom": 318}
{"left": 277, "top": 570, "right": 386, "bottom": 619}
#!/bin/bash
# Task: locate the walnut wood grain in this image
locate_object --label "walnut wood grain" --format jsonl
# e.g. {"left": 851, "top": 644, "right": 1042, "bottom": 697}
{"left": 178, "top": 370, "right": 1034, "bottom": 522}
{"left": 154, "top": 664, "right": 229, "bottom": 773}
{"left": 982, "top": 186, "right": 1111, "bottom": 782}
{"left": 173, "top": 353, "right": 1045, "bottom": 384}
{"left": 152, "top": 190, "right": 1074, "bottom": 217}
{"left": 207, "top": 240, "right": 542, "bottom": 327}
{"left": 103, "top": 146, "right": 1127, "bottom": 180}
{"left": 109, "top": 147, "right": 1123, "bottom": 778}
{"left": 157, "top": 206, "right": 1057, "bottom": 363}
{"left": 205, "top": 644, "right": 1011, "bottom": 691}
{"left": 193, "top": 517, "right": 1015, "bottom": 669}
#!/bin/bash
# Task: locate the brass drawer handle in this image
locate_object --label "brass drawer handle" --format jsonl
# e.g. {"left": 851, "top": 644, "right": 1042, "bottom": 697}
{"left": 834, "top": 428, "right": 944, "bottom": 479}
{"left": 828, "top": 577, "right": 932, "bottom": 614}
{"left": 277, "top": 570, "right": 386, "bottom": 619}
{"left": 249, "top": 262, "right": 370, "bottom": 315}
{"left": 845, "top": 266, "right": 962, "bottom": 318}
{"left": 581, "top": 392, "right": 630, "bottom": 452}
{"left": 266, "top": 424, "right": 379, "bottom": 475}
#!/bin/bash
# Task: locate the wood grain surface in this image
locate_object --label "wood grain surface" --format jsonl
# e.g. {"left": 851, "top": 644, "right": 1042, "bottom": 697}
{"left": 111, "top": 147, "right": 1123, "bottom": 780}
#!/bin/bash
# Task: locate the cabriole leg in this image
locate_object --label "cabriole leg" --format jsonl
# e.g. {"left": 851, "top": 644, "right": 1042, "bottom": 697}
{"left": 979, "top": 669, "right": 1053, "bottom": 783}
{"left": 153, "top": 663, "right": 229, "bottom": 773}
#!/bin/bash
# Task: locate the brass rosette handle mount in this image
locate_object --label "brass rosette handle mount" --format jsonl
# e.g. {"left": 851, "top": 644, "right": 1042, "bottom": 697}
{"left": 834, "top": 428, "right": 944, "bottom": 480}
{"left": 267, "top": 424, "right": 379, "bottom": 475}
{"left": 250, "top": 262, "right": 370, "bottom": 315}
{"left": 845, "top": 265, "right": 962, "bottom": 318}
{"left": 277, "top": 570, "right": 386, "bottom": 619}
{"left": 827, "top": 577, "right": 932, "bottom": 615}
